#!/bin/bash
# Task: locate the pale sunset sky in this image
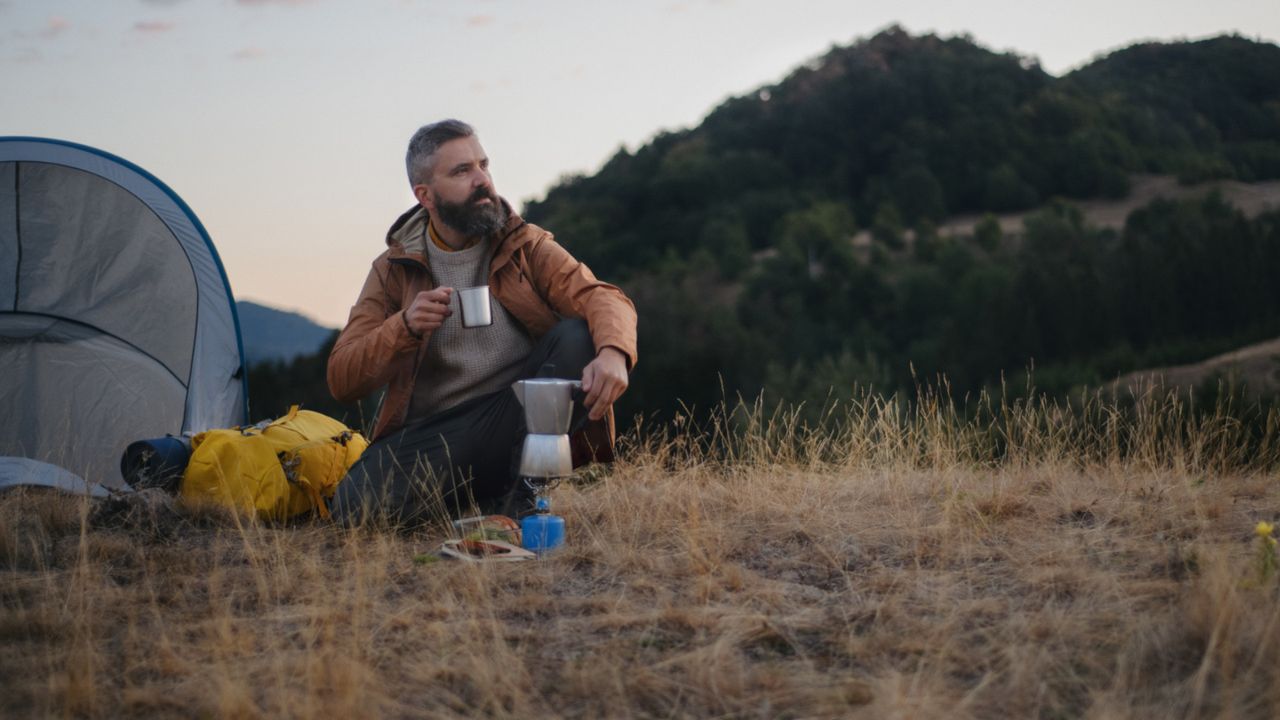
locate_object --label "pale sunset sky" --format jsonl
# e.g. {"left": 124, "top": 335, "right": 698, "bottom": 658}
{"left": 3, "top": 0, "right": 1276, "bottom": 327}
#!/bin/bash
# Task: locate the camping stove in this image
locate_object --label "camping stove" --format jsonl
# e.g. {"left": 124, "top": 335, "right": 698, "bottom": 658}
{"left": 520, "top": 477, "right": 565, "bottom": 553}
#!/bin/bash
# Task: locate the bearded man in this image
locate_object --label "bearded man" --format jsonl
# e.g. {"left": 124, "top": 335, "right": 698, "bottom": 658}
{"left": 327, "top": 119, "right": 637, "bottom": 525}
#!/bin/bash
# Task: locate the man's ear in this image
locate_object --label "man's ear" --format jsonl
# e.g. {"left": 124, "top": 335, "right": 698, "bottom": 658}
{"left": 413, "top": 184, "right": 434, "bottom": 211}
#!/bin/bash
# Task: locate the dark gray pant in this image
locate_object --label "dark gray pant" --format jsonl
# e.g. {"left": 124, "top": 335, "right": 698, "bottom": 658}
{"left": 331, "top": 318, "right": 595, "bottom": 527}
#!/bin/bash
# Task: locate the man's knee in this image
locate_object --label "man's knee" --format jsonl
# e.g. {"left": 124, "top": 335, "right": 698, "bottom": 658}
{"left": 330, "top": 456, "right": 381, "bottom": 526}
{"left": 547, "top": 316, "right": 589, "bottom": 342}
{"left": 542, "top": 318, "right": 594, "bottom": 374}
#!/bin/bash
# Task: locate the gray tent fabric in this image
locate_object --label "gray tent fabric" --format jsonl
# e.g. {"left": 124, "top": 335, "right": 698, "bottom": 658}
{"left": 0, "top": 137, "right": 247, "bottom": 493}
{"left": 0, "top": 458, "right": 111, "bottom": 499}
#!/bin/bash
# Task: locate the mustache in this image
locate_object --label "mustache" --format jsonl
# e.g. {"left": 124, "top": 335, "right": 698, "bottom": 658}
{"left": 468, "top": 187, "right": 497, "bottom": 205}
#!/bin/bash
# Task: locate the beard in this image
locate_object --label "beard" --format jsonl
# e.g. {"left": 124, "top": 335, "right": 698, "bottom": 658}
{"left": 433, "top": 186, "right": 508, "bottom": 239}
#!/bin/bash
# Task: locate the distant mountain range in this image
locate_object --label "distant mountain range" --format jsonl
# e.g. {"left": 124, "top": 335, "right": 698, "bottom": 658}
{"left": 236, "top": 301, "right": 336, "bottom": 366}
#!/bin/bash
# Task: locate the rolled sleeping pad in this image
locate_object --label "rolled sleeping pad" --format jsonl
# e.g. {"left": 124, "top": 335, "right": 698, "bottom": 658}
{"left": 120, "top": 436, "right": 192, "bottom": 492}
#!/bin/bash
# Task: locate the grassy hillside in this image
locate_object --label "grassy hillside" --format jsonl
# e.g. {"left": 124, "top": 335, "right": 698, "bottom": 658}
{"left": 1111, "top": 336, "right": 1280, "bottom": 401}
{"left": 3, "top": 390, "right": 1278, "bottom": 718}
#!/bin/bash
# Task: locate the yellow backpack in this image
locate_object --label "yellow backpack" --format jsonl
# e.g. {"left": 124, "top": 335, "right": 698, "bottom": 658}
{"left": 180, "top": 406, "right": 368, "bottom": 522}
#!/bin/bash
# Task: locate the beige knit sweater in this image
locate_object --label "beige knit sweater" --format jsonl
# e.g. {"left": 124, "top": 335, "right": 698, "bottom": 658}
{"left": 405, "top": 237, "right": 534, "bottom": 419}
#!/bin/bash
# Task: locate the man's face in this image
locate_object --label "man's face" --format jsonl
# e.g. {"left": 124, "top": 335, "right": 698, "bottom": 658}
{"left": 415, "top": 136, "right": 507, "bottom": 238}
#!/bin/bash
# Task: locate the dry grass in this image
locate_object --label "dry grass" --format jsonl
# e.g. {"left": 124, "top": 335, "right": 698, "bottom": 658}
{"left": 2, "top": 389, "right": 1279, "bottom": 719}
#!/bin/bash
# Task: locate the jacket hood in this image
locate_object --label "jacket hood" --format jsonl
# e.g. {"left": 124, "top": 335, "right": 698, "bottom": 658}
{"left": 385, "top": 199, "right": 532, "bottom": 263}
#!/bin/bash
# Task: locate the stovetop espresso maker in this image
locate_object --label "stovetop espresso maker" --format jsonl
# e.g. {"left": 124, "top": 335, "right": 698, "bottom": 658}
{"left": 511, "top": 376, "right": 581, "bottom": 552}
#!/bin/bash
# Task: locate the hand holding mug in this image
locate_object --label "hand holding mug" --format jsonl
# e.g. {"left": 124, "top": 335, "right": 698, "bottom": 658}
{"left": 404, "top": 287, "right": 453, "bottom": 336}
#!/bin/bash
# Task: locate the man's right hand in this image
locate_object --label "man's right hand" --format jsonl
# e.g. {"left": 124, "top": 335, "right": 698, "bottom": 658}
{"left": 403, "top": 287, "right": 454, "bottom": 337}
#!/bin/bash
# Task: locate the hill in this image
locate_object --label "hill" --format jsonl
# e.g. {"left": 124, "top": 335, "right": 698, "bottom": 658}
{"left": 1112, "top": 336, "right": 1280, "bottom": 401}
{"left": 236, "top": 301, "right": 335, "bottom": 366}
{"left": 522, "top": 29, "right": 1280, "bottom": 419}
{"left": 526, "top": 30, "right": 1280, "bottom": 275}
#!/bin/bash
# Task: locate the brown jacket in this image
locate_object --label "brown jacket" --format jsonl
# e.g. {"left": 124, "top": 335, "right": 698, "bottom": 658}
{"left": 327, "top": 201, "right": 638, "bottom": 463}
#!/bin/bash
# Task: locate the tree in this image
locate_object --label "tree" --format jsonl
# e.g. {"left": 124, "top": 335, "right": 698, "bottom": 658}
{"left": 699, "top": 211, "right": 753, "bottom": 279}
{"left": 872, "top": 203, "right": 905, "bottom": 249}
{"left": 248, "top": 333, "right": 378, "bottom": 432}
{"left": 974, "top": 214, "right": 1003, "bottom": 253}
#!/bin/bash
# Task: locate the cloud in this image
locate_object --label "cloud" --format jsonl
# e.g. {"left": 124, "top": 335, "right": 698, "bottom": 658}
{"left": 133, "top": 20, "right": 175, "bottom": 34}
{"left": 232, "top": 46, "right": 266, "bottom": 60}
{"left": 466, "top": 15, "right": 495, "bottom": 28}
{"left": 40, "top": 15, "right": 70, "bottom": 39}
{"left": 140, "top": 0, "right": 187, "bottom": 5}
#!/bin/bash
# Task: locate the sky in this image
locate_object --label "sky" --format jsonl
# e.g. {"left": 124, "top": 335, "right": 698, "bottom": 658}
{"left": 3, "top": 0, "right": 1277, "bottom": 328}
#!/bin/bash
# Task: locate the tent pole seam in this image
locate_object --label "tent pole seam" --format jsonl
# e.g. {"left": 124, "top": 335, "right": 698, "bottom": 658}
{"left": 0, "top": 310, "right": 191, "bottom": 390}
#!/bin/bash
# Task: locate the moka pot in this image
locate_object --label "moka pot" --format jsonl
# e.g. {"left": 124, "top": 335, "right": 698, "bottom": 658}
{"left": 511, "top": 378, "right": 581, "bottom": 435}
{"left": 511, "top": 378, "right": 581, "bottom": 479}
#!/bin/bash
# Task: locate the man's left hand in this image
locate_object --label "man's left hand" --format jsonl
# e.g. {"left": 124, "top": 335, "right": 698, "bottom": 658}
{"left": 581, "top": 347, "right": 629, "bottom": 421}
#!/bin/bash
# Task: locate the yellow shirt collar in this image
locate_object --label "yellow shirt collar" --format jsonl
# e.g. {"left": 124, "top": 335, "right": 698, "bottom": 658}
{"left": 427, "top": 218, "right": 484, "bottom": 252}
{"left": 427, "top": 219, "right": 454, "bottom": 252}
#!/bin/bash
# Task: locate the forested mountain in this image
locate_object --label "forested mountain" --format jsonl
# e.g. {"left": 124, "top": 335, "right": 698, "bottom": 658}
{"left": 519, "top": 29, "right": 1280, "bottom": 422}
{"left": 527, "top": 30, "right": 1280, "bottom": 273}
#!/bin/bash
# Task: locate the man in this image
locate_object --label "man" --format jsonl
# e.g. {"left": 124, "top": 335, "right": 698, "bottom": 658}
{"left": 327, "top": 119, "right": 637, "bottom": 525}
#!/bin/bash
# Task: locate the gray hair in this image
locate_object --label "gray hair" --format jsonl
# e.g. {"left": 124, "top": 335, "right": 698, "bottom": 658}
{"left": 405, "top": 119, "right": 476, "bottom": 186}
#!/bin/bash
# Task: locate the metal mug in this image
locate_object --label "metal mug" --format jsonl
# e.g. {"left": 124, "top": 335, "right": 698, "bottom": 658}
{"left": 457, "top": 286, "right": 492, "bottom": 328}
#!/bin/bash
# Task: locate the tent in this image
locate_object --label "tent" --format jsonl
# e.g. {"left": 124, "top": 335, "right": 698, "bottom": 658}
{"left": 0, "top": 137, "right": 247, "bottom": 495}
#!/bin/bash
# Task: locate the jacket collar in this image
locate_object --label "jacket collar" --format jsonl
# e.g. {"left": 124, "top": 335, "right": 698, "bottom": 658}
{"left": 385, "top": 199, "right": 530, "bottom": 268}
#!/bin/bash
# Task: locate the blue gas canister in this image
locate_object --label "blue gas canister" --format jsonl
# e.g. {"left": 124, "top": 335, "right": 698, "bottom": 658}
{"left": 521, "top": 497, "right": 565, "bottom": 553}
